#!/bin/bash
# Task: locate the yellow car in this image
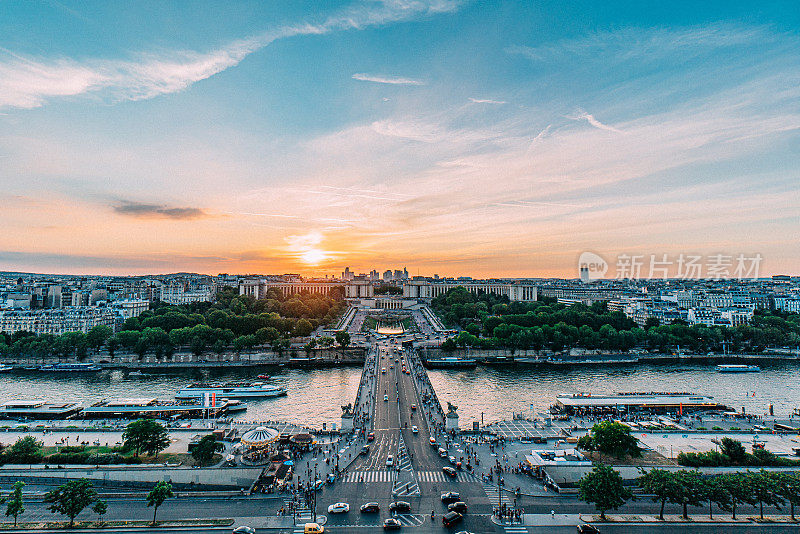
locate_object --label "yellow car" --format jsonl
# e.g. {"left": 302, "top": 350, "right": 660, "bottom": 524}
{"left": 304, "top": 523, "right": 324, "bottom": 534}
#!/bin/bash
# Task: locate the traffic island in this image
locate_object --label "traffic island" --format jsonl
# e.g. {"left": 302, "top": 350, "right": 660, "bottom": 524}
{"left": 0, "top": 518, "right": 234, "bottom": 530}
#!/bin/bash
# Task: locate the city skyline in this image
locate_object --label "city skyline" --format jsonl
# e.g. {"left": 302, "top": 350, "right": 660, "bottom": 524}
{"left": 1, "top": 1, "right": 799, "bottom": 277}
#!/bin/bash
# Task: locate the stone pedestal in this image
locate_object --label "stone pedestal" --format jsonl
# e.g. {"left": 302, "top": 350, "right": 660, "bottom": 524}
{"left": 445, "top": 411, "right": 459, "bottom": 432}
{"left": 340, "top": 413, "right": 354, "bottom": 434}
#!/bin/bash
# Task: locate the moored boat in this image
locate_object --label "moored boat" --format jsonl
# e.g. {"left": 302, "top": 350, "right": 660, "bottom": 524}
{"left": 716, "top": 364, "right": 761, "bottom": 373}
{"left": 39, "top": 362, "right": 101, "bottom": 372}
{"left": 175, "top": 382, "right": 287, "bottom": 400}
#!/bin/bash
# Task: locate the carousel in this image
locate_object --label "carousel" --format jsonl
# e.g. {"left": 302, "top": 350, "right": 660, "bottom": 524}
{"left": 240, "top": 426, "right": 280, "bottom": 463}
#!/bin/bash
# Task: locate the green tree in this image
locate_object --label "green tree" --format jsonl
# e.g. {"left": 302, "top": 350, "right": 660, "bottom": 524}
{"left": 6, "top": 436, "right": 43, "bottom": 464}
{"left": 705, "top": 475, "right": 732, "bottom": 519}
{"left": 44, "top": 479, "right": 98, "bottom": 527}
{"left": 294, "top": 318, "right": 314, "bottom": 337}
{"left": 717, "top": 473, "right": 755, "bottom": 520}
{"left": 86, "top": 325, "right": 113, "bottom": 352}
{"left": 335, "top": 331, "right": 350, "bottom": 348}
{"left": 750, "top": 470, "right": 784, "bottom": 520}
{"left": 638, "top": 468, "right": 679, "bottom": 520}
{"left": 581, "top": 421, "right": 641, "bottom": 458}
{"left": 578, "top": 464, "right": 632, "bottom": 520}
{"left": 122, "top": 419, "right": 171, "bottom": 457}
{"left": 673, "top": 470, "right": 706, "bottom": 519}
{"left": 5, "top": 481, "right": 25, "bottom": 526}
{"left": 91, "top": 499, "right": 107, "bottom": 525}
{"left": 720, "top": 438, "right": 747, "bottom": 464}
{"left": 191, "top": 435, "right": 223, "bottom": 466}
{"left": 776, "top": 472, "right": 800, "bottom": 520}
{"left": 147, "top": 481, "right": 173, "bottom": 526}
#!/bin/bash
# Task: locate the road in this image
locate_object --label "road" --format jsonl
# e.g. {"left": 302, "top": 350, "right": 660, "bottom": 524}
{"left": 311, "top": 339, "right": 495, "bottom": 533}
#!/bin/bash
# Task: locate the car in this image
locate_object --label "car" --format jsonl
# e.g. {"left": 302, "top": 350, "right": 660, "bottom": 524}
{"left": 447, "top": 502, "right": 468, "bottom": 514}
{"left": 384, "top": 395, "right": 389, "bottom": 401}
{"left": 438, "top": 447, "right": 448, "bottom": 457}
{"left": 411, "top": 404, "right": 417, "bottom": 411}
{"left": 327, "top": 503, "right": 350, "bottom": 514}
{"left": 360, "top": 502, "right": 380, "bottom": 513}
{"left": 386, "top": 455, "right": 394, "bottom": 466}
{"left": 440, "top": 492, "right": 460, "bottom": 503}
{"left": 303, "top": 524, "right": 324, "bottom": 534}
{"left": 577, "top": 526, "right": 601, "bottom": 533}
{"left": 313, "top": 479, "right": 324, "bottom": 490}
{"left": 443, "top": 466, "right": 457, "bottom": 477}
{"left": 430, "top": 437, "right": 437, "bottom": 446}
{"left": 389, "top": 365, "right": 393, "bottom": 369}
{"left": 383, "top": 518, "right": 402, "bottom": 530}
{"left": 388, "top": 501, "right": 411, "bottom": 513}
{"left": 233, "top": 527, "right": 255, "bottom": 534}
{"left": 381, "top": 368, "right": 386, "bottom": 374}
{"left": 454, "top": 531, "right": 476, "bottom": 534}
{"left": 361, "top": 444, "right": 370, "bottom": 455}
{"left": 411, "top": 425, "right": 418, "bottom": 433}
{"left": 442, "top": 511, "right": 463, "bottom": 527}
{"left": 368, "top": 432, "right": 375, "bottom": 441}
{"left": 448, "top": 455, "right": 457, "bottom": 465}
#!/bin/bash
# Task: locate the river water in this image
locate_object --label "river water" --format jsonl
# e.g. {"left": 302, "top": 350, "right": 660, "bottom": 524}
{"left": 1, "top": 361, "right": 798, "bottom": 428}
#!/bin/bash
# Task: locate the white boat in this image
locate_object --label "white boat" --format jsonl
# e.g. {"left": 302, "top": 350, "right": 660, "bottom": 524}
{"left": 425, "top": 357, "right": 477, "bottom": 368}
{"left": 175, "top": 382, "right": 287, "bottom": 400}
{"left": 0, "top": 364, "right": 14, "bottom": 372}
{"left": 717, "top": 364, "right": 761, "bottom": 373}
{"left": 39, "top": 362, "right": 101, "bottom": 372}
{"left": 224, "top": 399, "right": 248, "bottom": 412}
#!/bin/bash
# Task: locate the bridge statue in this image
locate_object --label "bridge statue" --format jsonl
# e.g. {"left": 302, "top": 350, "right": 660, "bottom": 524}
{"left": 446, "top": 402, "right": 458, "bottom": 415}
{"left": 341, "top": 403, "right": 353, "bottom": 416}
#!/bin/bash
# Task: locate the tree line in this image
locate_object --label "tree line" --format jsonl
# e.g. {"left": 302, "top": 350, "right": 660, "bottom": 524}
{"left": 0, "top": 478, "right": 173, "bottom": 527}
{"left": 433, "top": 287, "right": 800, "bottom": 353}
{"left": 580, "top": 463, "right": 800, "bottom": 521}
{"left": 0, "top": 287, "right": 347, "bottom": 360}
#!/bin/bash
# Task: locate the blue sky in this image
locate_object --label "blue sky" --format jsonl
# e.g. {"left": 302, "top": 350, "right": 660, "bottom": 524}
{"left": 0, "top": 0, "right": 798, "bottom": 277}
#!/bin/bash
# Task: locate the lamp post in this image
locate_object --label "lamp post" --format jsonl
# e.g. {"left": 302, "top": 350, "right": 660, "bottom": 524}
{"left": 312, "top": 464, "right": 317, "bottom": 522}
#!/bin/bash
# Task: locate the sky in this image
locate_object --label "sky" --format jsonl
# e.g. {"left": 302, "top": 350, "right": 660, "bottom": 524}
{"left": 0, "top": 0, "right": 799, "bottom": 278}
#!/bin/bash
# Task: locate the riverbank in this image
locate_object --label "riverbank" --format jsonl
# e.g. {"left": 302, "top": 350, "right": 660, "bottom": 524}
{"left": 420, "top": 347, "right": 800, "bottom": 365}
{"left": 0, "top": 347, "right": 368, "bottom": 370}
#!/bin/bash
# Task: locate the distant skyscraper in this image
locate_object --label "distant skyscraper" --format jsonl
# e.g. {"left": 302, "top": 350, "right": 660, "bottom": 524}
{"left": 383, "top": 270, "right": 393, "bottom": 282}
{"left": 580, "top": 265, "right": 590, "bottom": 283}
{"left": 342, "top": 267, "right": 354, "bottom": 281}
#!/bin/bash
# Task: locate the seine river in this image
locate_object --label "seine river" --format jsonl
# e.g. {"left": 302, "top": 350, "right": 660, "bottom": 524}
{"left": 1, "top": 361, "right": 798, "bottom": 427}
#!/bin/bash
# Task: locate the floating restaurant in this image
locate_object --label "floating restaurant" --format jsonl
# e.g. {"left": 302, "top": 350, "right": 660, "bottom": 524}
{"left": 81, "top": 398, "right": 230, "bottom": 419}
{"left": 553, "top": 392, "right": 725, "bottom": 415}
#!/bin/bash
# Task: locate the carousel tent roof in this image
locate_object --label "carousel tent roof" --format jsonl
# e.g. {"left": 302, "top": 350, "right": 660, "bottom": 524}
{"left": 289, "top": 432, "right": 314, "bottom": 445}
{"left": 241, "top": 426, "right": 279, "bottom": 447}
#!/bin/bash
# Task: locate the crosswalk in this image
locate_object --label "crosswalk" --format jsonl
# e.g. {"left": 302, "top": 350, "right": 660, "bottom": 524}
{"left": 416, "top": 470, "right": 474, "bottom": 482}
{"left": 392, "top": 479, "right": 420, "bottom": 496}
{"left": 392, "top": 513, "right": 425, "bottom": 527}
{"left": 481, "top": 481, "right": 513, "bottom": 506}
{"left": 344, "top": 470, "right": 398, "bottom": 483}
{"left": 504, "top": 526, "right": 528, "bottom": 534}
{"left": 286, "top": 498, "right": 315, "bottom": 527}
{"left": 328, "top": 514, "right": 425, "bottom": 530}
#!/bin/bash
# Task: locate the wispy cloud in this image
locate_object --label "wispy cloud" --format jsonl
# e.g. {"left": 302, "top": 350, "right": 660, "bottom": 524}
{"left": 505, "top": 23, "right": 774, "bottom": 64}
{"left": 352, "top": 73, "right": 425, "bottom": 85}
{"left": 567, "top": 108, "right": 622, "bottom": 133}
{"left": 468, "top": 97, "right": 506, "bottom": 105}
{"left": 114, "top": 201, "right": 209, "bottom": 220}
{"left": 0, "top": 0, "right": 458, "bottom": 109}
